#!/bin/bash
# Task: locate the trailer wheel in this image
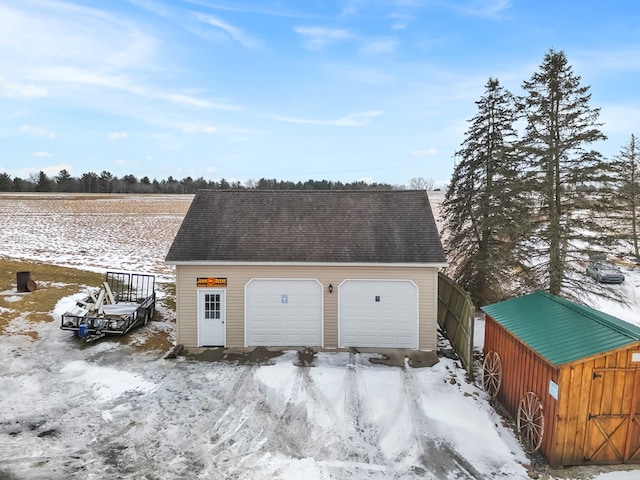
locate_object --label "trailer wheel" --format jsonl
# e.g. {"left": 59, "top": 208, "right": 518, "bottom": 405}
{"left": 140, "top": 310, "right": 149, "bottom": 326}
{"left": 517, "top": 392, "right": 545, "bottom": 453}
{"left": 148, "top": 303, "right": 155, "bottom": 322}
{"left": 482, "top": 351, "right": 502, "bottom": 399}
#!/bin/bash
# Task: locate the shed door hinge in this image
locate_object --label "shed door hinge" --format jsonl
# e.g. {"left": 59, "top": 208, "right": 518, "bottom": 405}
{"left": 593, "top": 371, "right": 602, "bottom": 380}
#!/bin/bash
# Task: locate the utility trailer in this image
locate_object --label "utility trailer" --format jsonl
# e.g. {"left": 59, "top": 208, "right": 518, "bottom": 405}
{"left": 61, "top": 271, "right": 156, "bottom": 342}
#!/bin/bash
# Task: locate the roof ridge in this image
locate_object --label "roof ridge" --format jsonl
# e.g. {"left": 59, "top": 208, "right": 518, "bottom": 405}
{"left": 197, "top": 189, "right": 419, "bottom": 193}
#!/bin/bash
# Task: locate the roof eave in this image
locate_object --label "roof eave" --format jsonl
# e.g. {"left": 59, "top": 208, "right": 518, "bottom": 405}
{"left": 165, "top": 260, "right": 448, "bottom": 268}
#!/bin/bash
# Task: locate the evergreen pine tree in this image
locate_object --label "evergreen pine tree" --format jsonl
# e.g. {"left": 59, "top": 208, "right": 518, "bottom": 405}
{"left": 518, "top": 49, "right": 608, "bottom": 297}
{"left": 442, "top": 78, "right": 528, "bottom": 305}
{"left": 610, "top": 134, "right": 640, "bottom": 257}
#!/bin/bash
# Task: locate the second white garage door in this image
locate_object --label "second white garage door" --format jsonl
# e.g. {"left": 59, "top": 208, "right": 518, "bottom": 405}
{"left": 245, "top": 279, "right": 323, "bottom": 347}
{"left": 339, "top": 280, "right": 418, "bottom": 349}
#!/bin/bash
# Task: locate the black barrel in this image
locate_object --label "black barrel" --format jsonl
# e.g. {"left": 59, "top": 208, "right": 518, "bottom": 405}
{"left": 17, "top": 271, "right": 36, "bottom": 292}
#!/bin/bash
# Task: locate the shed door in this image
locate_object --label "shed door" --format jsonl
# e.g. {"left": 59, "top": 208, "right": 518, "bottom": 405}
{"left": 339, "top": 280, "right": 418, "bottom": 349}
{"left": 585, "top": 368, "right": 640, "bottom": 464}
{"left": 245, "top": 279, "right": 322, "bottom": 347}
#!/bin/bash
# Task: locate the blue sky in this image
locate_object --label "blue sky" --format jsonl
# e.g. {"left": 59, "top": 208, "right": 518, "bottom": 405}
{"left": 1, "top": 0, "right": 640, "bottom": 188}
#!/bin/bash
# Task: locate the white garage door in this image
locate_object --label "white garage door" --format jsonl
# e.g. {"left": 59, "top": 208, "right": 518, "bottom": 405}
{"left": 339, "top": 280, "right": 418, "bottom": 349}
{"left": 245, "top": 279, "right": 323, "bottom": 347}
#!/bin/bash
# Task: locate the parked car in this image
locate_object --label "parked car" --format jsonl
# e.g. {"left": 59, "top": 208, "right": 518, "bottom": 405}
{"left": 586, "top": 261, "right": 625, "bottom": 284}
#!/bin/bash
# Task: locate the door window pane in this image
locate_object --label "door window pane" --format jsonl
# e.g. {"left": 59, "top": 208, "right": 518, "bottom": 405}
{"left": 205, "top": 293, "right": 220, "bottom": 319}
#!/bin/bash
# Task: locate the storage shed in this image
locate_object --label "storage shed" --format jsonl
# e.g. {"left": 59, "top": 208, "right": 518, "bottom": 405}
{"left": 481, "top": 291, "right": 640, "bottom": 466}
{"left": 165, "top": 190, "right": 447, "bottom": 351}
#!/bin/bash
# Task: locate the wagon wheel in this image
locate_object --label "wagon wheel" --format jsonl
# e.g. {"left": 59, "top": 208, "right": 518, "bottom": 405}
{"left": 482, "top": 351, "right": 502, "bottom": 399}
{"left": 517, "top": 392, "right": 545, "bottom": 454}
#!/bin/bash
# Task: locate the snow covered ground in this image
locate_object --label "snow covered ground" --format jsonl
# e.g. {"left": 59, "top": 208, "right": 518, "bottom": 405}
{"left": 1, "top": 193, "right": 639, "bottom": 480}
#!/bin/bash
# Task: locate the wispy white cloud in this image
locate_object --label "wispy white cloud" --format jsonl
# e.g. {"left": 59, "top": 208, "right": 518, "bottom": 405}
{"left": 598, "top": 103, "right": 640, "bottom": 154}
{"left": 0, "top": 3, "right": 237, "bottom": 119}
{"left": 127, "top": 0, "right": 172, "bottom": 17}
{"left": 41, "top": 67, "right": 239, "bottom": 110}
{"left": 0, "top": 75, "right": 47, "bottom": 98}
{"left": 322, "top": 63, "right": 395, "bottom": 84}
{"left": 269, "top": 110, "right": 384, "bottom": 126}
{"left": 182, "top": 124, "right": 217, "bottom": 133}
{"left": 294, "top": 26, "right": 355, "bottom": 50}
{"left": 360, "top": 38, "right": 397, "bottom": 55}
{"left": 12, "top": 163, "right": 73, "bottom": 179}
{"left": 340, "top": 0, "right": 367, "bottom": 16}
{"left": 184, "top": 0, "right": 313, "bottom": 19}
{"left": 33, "top": 151, "right": 52, "bottom": 157}
{"left": 195, "top": 13, "right": 262, "bottom": 49}
{"left": 0, "top": 3, "right": 157, "bottom": 73}
{"left": 455, "top": 0, "right": 512, "bottom": 18}
{"left": 575, "top": 47, "right": 640, "bottom": 75}
{"left": 115, "top": 158, "right": 139, "bottom": 166}
{"left": 108, "top": 132, "right": 128, "bottom": 140}
{"left": 389, "top": 11, "right": 413, "bottom": 30}
{"left": 410, "top": 148, "right": 438, "bottom": 156}
{"left": 21, "top": 124, "right": 48, "bottom": 136}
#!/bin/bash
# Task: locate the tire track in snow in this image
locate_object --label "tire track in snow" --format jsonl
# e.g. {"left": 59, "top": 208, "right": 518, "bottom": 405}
{"left": 118, "top": 363, "right": 293, "bottom": 478}
{"left": 299, "top": 366, "right": 344, "bottom": 440}
{"left": 298, "top": 364, "right": 359, "bottom": 468}
{"left": 343, "top": 351, "right": 394, "bottom": 476}
{"left": 206, "top": 365, "right": 314, "bottom": 477}
{"left": 55, "top": 363, "right": 246, "bottom": 479}
{"left": 96, "top": 365, "right": 222, "bottom": 479}
{"left": 201, "top": 365, "right": 275, "bottom": 477}
{"left": 400, "top": 364, "right": 485, "bottom": 480}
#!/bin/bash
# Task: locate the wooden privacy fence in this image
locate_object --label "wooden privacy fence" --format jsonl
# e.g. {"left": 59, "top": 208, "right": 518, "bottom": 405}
{"left": 437, "top": 272, "right": 475, "bottom": 375}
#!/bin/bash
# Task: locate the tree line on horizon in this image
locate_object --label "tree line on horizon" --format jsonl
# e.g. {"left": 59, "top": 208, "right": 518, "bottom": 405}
{"left": 0, "top": 169, "right": 436, "bottom": 194}
{"left": 442, "top": 48, "right": 639, "bottom": 307}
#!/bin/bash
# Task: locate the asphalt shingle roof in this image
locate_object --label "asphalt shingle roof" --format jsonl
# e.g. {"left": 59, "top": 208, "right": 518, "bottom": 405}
{"left": 165, "top": 190, "right": 446, "bottom": 264}
{"left": 481, "top": 291, "right": 640, "bottom": 366}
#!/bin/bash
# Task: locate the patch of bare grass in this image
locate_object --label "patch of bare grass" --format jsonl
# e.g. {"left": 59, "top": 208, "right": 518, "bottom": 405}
{"left": 0, "top": 258, "right": 104, "bottom": 336}
{"left": 120, "top": 328, "right": 174, "bottom": 352}
{"left": 0, "top": 257, "right": 176, "bottom": 350}
{"left": 158, "top": 282, "right": 176, "bottom": 311}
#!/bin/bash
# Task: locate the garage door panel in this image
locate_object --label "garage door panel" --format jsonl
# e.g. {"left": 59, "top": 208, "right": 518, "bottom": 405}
{"left": 246, "top": 279, "right": 322, "bottom": 347}
{"left": 339, "top": 280, "right": 417, "bottom": 349}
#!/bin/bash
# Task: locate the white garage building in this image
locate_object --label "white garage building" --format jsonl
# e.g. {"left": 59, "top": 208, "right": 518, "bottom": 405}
{"left": 165, "top": 190, "right": 447, "bottom": 351}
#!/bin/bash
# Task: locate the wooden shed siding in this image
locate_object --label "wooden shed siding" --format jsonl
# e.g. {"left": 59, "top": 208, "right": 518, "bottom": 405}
{"left": 484, "top": 316, "right": 559, "bottom": 462}
{"left": 486, "top": 314, "right": 640, "bottom": 467}
{"left": 175, "top": 264, "right": 438, "bottom": 350}
{"left": 553, "top": 360, "right": 593, "bottom": 465}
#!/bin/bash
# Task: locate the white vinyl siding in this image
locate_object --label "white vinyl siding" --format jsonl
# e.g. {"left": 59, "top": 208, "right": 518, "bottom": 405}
{"left": 173, "top": 264, "right": 438, "bottom": 350}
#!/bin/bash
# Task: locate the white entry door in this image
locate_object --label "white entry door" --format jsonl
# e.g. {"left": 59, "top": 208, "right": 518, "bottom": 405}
{"left": 198, "top": 289, "right": 225, "bottom": 346}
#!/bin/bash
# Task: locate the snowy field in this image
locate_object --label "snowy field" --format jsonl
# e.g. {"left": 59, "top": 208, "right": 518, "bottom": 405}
{"left": 1, "top": 192, "right": 639, "bottom": 480}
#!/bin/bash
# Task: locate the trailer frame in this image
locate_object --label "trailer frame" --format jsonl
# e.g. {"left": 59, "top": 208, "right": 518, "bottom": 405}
{"left": 61, "top": 271, "right": 156, "bottom": 341}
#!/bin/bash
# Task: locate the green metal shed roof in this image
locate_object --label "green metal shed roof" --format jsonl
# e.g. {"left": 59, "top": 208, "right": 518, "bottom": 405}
{"left": 481, "top": 291, "right": 640, "bottom": 366}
